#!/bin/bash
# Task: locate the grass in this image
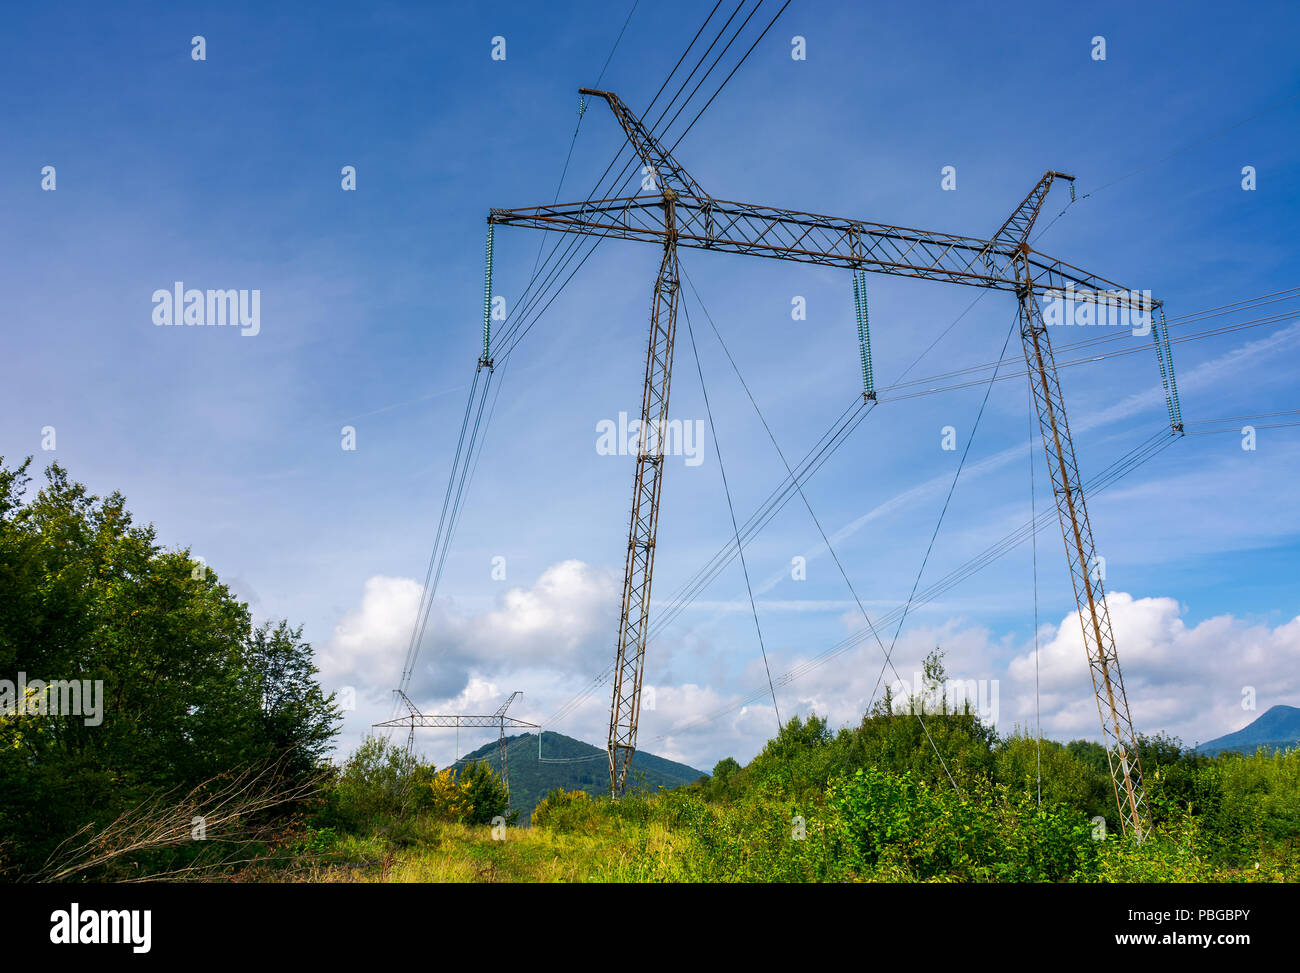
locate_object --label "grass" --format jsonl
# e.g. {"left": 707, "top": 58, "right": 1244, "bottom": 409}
{"left": 288, "top": 806, "right": 1300, "bottom": 884}
{"left": 282, "top": 747, "right": 1300, "bottom": 883}
{"left": 301, "top": 820, "right": 683, "bottom": 883}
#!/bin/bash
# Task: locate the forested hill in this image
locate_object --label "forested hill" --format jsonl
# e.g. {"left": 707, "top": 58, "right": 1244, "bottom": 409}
{"left": 452, "top": 732, "right": 706, "bottom": 818}
{"left": 1199, "top": 704, "right": 1300, "bottom": 756}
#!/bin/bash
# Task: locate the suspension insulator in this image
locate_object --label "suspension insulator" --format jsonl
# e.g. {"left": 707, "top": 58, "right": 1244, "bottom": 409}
{"left": 1165, "top": 317, "right": 1183, "bottom": 430}
{"left": 853, "top": 271, "right": 876, "bottom": 400}
{"left": 482, "top": 223, "right": 495, "bottom": 365}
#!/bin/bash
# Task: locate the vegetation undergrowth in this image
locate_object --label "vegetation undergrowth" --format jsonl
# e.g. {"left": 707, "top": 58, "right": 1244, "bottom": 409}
{"left": 3, "top": 460, "right": 1296, "bottom": 884}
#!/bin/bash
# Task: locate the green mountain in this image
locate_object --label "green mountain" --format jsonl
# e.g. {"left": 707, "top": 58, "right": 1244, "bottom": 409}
{"left": 452, "top": 731, "right": 706, "bottom": 819}
{"left": 1199, "top": 704, "right": 1300, "bottom": 756}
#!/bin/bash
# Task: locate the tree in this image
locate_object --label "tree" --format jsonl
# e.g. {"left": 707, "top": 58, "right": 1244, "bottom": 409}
{"left": 333, "top": 735, "right": 431, "bottom": 826}
{"left": 428, "top": 768, "right": 471, "bottom": 821}
{"left": 745, "top": 714, "right": 845, "bottom": 798}
{"left": 0, "top": 458, "right": 340, "bottom": 875}
{"left": 994, "top": 731, "right": 1111, "bottom": 820}
{"left": 245, "top": 620, "right": 341, "bottom": 777}
{"left": 1138, "top": 732, "right": 1187, "bottom": 770}
{"left": 457, "top": 759, "right": 515, "bottom": 825}
{"left": 709, "top": 757, "right": 741, "bottom": 801}
{"left": 851, "top": 650, "right": 999, "bottom": 787}
{"left": 1066, "top": 739, "right": 1110, "bottom": 773}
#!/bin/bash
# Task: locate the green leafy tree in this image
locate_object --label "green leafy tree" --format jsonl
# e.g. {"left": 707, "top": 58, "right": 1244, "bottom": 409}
{"left": 709, "top": 756, "right": 741, "bottom": 801}
{"left": 0, "top": 459, "right": 340, "bottom": 875}
{"left": 245, "top": 620, "right": 341, "bottom": 778}
{"left": 332, "top": 736, "right": 434, "bottom": 826}
{"left": 994, "top": 730, "right": 1110, "bottom": 820}
{"left": 456, "top": 759, "right": 516, "bottom": 825}
{"left": 845, "top": 649, "right": 999, "bottom": 787}
{"left": 1066, "top": 739, "right": 1109, "bottom": 773}
{"left": 745, "top": 714, "right": 845, "bottom": 799}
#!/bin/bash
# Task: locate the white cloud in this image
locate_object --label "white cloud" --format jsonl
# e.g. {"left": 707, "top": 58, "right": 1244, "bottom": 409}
{"left": 316, "top": 561, "right": 621, "bottom": 761}
{"left": 319, "top": 560, "right": 617, "bottom": 697}
{"left": 635, "top": 593, "right": 1300, "bottom": 768}
{"left": 318, "top": 574, "right": 422, "bottom": 692}
{"left": 1007, "top": 592, "right": 1300, "bottom": 745}
{"left": 315, "top": 557, "right": 1300, "bottom": 776}
{"left": 469, "top": 559, "right": 619, "bottom": 667}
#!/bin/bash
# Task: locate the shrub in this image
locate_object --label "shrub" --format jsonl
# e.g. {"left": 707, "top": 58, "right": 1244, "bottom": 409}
{"left": 825, "top": 768, "right": 1098, "bottom": 881}
{"left": 331, "top": 737, "right": 433, "bottom": 829}
{"left": 455, "top": 760, "right": 516, "bottom": 826}
{"left": 531, "top": 788, "right": 599, "bottom": 832}
{"left": 994, "top": 731, "right": 1111, "bottom": 822}
{"left": 417, "top": 760, "right": 517, "bottom": 827}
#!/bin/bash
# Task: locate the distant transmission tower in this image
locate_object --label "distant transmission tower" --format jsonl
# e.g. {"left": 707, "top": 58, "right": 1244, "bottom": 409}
{"left": 375, "top": 691, "right": 536, "bottom": 810}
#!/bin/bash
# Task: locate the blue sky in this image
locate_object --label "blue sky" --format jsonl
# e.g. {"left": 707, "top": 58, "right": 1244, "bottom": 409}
{"left": 3, "top": 1, "right": 1298, "bottom": 772}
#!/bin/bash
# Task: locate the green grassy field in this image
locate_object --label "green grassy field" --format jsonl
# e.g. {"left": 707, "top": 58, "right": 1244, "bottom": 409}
{"left": 289, "top": 761, "right": 1300, "bottom": 885}
{"left": 278, "top": 694, "right": 1300, "bottom": 884}
{"left": 302, "top": 821, "right": 676, "bottom": 883}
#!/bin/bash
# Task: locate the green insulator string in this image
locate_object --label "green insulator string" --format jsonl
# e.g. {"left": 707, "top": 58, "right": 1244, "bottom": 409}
{"left": 1150, "top": 312, "right": 1172, "bottom": 424}
{"left": 1160, "top": 310, "right": 1183, "bottom": 431}
{"left": 853, "top": 270, "right": 875, "bottom": 400}
{"left": 1150, "top": 309, "right": 1182, "bottom": 433}
{"left": 852, "top": 271, "right": 862, "bottom": 381}
{"left": 1069, "top": 181, "right": 1076, "bottom": 203}
{"left": 861, "top": 277, "right": 875, "bottom": 398}
{"left": 1154, "top": 316, "right": 1175, "bottom": 429}
{"left": 482, "top": 222, "right": 495, "bottom": 366}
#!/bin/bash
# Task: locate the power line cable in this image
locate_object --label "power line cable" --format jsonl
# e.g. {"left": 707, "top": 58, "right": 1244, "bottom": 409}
{"left": 645, "top": 429, "right": 1178, "bottom": 741}
{"left": 397, "top": 2, "right": 749, "bottom": 699}
{"left": 682, "top": 264, "right": 959, "bottom": 786}
{"left": 1029, "top": 372, "right": 1042, "bottom": 808}
{"left": 682, "top": 293, "right": 783, "bottom": 730}
{"left": 881, "top": 314, "right": 1021, "bottom": 672}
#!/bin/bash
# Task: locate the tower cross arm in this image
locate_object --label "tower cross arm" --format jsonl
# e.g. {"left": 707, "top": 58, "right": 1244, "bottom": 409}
{"left": 490, "top": 193, "right": 1158, "bottom": 309}
{"left": 373, "top": 714, "right": 539, "bottom": 729}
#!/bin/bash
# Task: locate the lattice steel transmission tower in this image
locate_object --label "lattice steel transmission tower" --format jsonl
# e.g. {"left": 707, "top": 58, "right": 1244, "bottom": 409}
{"left": 375, "top": 691, "right": 536, "bottom": 809}
{"left": 489, "top": 89, "right": 1181, "bottom": 835}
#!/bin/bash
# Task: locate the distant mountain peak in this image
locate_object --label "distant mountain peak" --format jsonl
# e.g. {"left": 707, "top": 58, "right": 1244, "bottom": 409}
{"left": 1199, "top": 704, "right": 1300, "bottom": 756}
{"left": 447, "top": 730, "right": 706, "bottom": 818}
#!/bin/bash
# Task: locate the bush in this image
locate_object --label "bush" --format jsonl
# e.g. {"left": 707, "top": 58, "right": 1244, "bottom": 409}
{"left": 531, "top": 788, "right": 599, "bottom": 832}
{"left": 825, "top": 768, "right": 1098, "bottom": 881}
{"left": 330, "top": 737, "right": 433, "bottom": 829}
{"left": 995, "top": 731, "right": 1111, "bottom": 824}
{"left": 1092, "top": 811, "right": 1217, "bottom": 882}
{"left": 455, "top": 760, "right": 516, "bottom": 826}
{"left": 1217, "top": 747, "right": 1300, "bottom": 845}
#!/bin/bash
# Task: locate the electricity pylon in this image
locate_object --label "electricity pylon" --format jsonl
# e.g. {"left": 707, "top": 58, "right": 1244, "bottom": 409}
{"left": 375, "top": 691, "right": 536, "bottom": 809}
{"left": 490, "top": 89, "right": 1181, "bottom": 835}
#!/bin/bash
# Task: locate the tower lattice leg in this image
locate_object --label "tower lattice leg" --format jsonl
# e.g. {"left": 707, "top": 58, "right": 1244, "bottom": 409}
{"left": 1018, "top": 269, "right": 1146, "bottom": 836}
{"left": 499, "top": 721, "right": 510, "bottom": 810}
{"left": 608, "top": 194, "right": 680, "bottom": 796}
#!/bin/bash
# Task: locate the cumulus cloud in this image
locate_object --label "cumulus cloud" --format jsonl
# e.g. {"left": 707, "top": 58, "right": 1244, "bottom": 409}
{"left": 316, "top": 561, "right": 621, "bottom": 760}
{"left": 1006, "top": 592, "right": 1300, "bottom": 745}
{"left": 637, "top": 594, "right": 1300, "bottom": 769}
{"left": 319, "top": 561, "right": 617, "bottom": 695}
{"left": 315, "top": 559, "right": 1300, "bottom": 774}
{"left": 318, "top": 574, "right": 422, "bottom": 694}
{"left": 467, "top": 559, "right": 619, "bottom": 668}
